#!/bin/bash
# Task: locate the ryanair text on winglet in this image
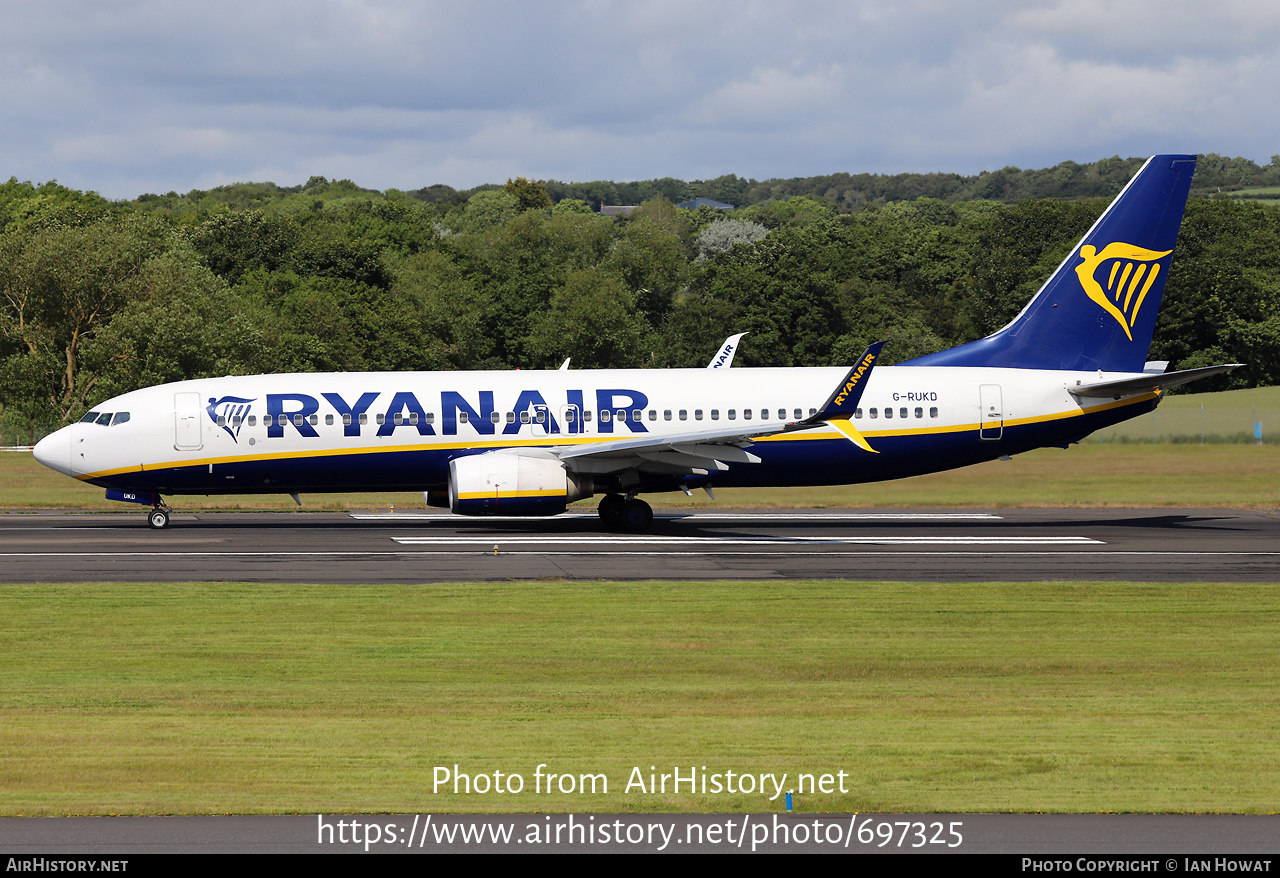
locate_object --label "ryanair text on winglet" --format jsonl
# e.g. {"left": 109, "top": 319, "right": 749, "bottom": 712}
{"left": 833, "top": 352, "right": 877, "bottom": 408}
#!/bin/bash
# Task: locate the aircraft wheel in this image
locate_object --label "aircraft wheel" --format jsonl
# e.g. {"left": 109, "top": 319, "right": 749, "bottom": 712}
{"left": 620, "top": 498, "right": 653, "bottom": 532}
{"left": 598, "top": 494, "right": 625, "bottom": 527}
{"left": 147, "top": 508, "right": 170, "bottom": 530}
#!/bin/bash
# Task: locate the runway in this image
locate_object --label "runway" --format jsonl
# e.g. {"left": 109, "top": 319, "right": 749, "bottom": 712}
{"left": 1, "top": 507, "right": 1277, "bottom": 582}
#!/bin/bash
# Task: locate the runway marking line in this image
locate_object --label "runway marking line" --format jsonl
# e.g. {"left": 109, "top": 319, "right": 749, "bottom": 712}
{"left": 6, "top": 551, "right": 1280, "bottom": 559}
{"left": 348, "top": 512, "right": 1005, "bottom": 522}
{"left": 390, "top": 535, "right": 1103, "bottom": 546}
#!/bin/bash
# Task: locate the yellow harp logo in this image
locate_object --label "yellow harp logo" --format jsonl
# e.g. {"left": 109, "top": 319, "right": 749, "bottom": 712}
{"left": 1074, "top": 242, "right": 1172, "bottom": 341}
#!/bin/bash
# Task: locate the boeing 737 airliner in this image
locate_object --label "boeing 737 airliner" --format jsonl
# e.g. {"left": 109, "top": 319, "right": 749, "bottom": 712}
{"left": 33, "top": 155, "right": 1237, "bottom": 530}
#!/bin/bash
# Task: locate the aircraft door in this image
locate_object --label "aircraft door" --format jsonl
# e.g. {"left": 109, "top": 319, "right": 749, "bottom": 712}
{"left": 979, "top": 384, "right": 1003, "bottom": 441}
{"left": 531, "top": 404, "right": 551, "bottom": 437}
{"left": 559, "top": 405, "right": 582, "bottom": 436}
{"left": 174, "top": 392, "right": 204, "bottom": 451}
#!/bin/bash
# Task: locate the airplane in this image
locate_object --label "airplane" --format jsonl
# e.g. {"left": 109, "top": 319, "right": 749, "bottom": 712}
{"left": 32, "top": 154, "right": 1239, "bottom": 531}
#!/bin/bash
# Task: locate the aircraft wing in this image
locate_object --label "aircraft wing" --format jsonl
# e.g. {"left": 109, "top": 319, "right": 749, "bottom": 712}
{"left": 553, "top": 420, "right": 795, "bottom": 473}
{"left": 1068, "top": 364, "right": 1242, "bottom": 399}
{"left": 551, "top": 342, "right": 887, "bottom": 475}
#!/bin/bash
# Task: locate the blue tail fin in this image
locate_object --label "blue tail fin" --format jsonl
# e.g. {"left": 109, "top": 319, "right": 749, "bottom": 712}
{"left": 902, "top": 155, "right": 1197, "bottom": 372}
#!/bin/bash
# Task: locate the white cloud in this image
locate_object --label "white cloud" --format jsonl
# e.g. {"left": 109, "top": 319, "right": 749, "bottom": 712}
{"left": 1, "top": 0, "right": 1277, "bottom": 198}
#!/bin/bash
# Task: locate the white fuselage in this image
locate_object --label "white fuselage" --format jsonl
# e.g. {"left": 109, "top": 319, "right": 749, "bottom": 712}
{"left": 35, "top": 365, "right": 1158, "bottom": 502}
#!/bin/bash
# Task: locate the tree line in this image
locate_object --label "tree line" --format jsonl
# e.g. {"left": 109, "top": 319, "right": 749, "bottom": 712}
{"left": 1, "top": 161, "right": 1278, "bottom": 441}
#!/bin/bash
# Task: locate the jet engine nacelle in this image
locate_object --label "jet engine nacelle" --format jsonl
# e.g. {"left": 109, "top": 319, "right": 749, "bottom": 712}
{"left": 448, "top": 451, "right": 592, "bottom": 516}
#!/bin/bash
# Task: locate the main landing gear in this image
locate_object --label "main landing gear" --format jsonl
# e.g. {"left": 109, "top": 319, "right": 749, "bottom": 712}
{"left": 147, "top": 505, "right": 172, "bottom": 529}
{"left": 597, "top": 493, "right": 653, "bottom": 532}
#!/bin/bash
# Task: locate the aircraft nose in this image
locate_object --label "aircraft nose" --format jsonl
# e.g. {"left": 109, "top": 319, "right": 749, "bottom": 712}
{"left": 32, "top": 428, "right": 73, "bottom": 476}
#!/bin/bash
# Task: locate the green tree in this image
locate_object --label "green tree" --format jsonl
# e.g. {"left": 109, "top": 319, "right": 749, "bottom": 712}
{"left": 185, "top": 210, "right": 299, "bottom": 284}
{"left": 504, "top": 177, "right": 553, "bottom": 212}
{"left": 525, "top": 269, "right": 650, "bottom": 368}
{"left": 0, "top": 215, "right": 192, "bottom": 424}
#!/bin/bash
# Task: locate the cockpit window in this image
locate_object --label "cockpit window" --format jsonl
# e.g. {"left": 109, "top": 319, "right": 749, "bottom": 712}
{"left": 95, "top": 413, "right": 113, "bottom": 426}
{"left": 79, "top": 412, "right": 101, "bottom": 424}
{"left": 111, "top": 412, "right": 130, "bottom": 426}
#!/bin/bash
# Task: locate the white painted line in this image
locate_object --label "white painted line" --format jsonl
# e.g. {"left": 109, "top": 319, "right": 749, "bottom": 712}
{"left": 679, "top": 513, "right": 1005, "bottom": 521}
{"left": 1, "top": 551, "right": 1277, "bottom": 559}
{"left": 391, "top": 535, "right": 1102, "bottom": 546}
{"left": 348, "top": 512, "right": 1005, "bottom": 522}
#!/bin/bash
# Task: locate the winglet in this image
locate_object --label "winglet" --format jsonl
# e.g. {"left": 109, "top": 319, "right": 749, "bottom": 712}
{"left": 805, "top": 342, "right": 886, "bottom": 423}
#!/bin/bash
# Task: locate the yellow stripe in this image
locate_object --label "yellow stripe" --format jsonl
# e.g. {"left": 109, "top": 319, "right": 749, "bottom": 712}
{"left": 456, "top": 489, "right": 567, "bottom": 500}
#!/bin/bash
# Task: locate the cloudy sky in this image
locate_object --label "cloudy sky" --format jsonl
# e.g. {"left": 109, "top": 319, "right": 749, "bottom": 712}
{"left": 3, "top": 0, "right": 1278, "bottom": 199}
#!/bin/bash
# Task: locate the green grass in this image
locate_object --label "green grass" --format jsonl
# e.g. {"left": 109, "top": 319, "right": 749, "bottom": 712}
{"left": 1219, "top": 187, "right": 1280, "bottom": 204}
{"left": 2, "top": 443, "right": 1278, "bottom": 511}
{"left": 1, "top": 580, "right": 1278, "bottom": 815}
{"left": 1087, "top": 385, "right": 1280, "bottom": 444}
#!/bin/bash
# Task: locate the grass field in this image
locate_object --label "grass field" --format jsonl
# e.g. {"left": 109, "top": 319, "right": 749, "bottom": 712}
{"left": 1220, "top": 187, "right": 1280, "bottom": 205}
{"left": 1, "top": 580, "right": 1278, "bottom": 816}
{"left": 1087, "top": 385, "right": 1280, "bottom": 444}
{"left": 2, "top": 443, "right": 1277, "bottom": 511}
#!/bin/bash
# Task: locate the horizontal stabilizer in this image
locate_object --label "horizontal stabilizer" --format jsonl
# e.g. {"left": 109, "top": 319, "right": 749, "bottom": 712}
{"left": 1068, "top": 364, "right": 1242, "bottom": 398}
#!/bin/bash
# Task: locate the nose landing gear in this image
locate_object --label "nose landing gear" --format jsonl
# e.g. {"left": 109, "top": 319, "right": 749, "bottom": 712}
{"left": 147, "top": 505, "right": 172, "bottom": 529}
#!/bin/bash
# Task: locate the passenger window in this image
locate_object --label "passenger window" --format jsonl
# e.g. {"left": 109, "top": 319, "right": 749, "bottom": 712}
{"left": 294, "top": 414, "right": 305, "bottom": 427}
{"left": 778, "top": 409, "right": 786, "bottom": 420}
{"left": 664, "top": 410, "right": 672, "bottom": 421}
{"left": 695, "top": 409, "right": 703, "bottom": 420}
{"left": 808, "top": 408, "right": 817, "bottom": 416}
{"left": 360, "top": 413, "right": 369, "bottom": 425}
{"left": 617, "top": 410, "right": 627, "bottom": 422}
{"left": 534, "top": 410, "right": 545, "bottom": 423}
{"left": 248, "top": 415, "right": 256, "bottom": 426}
{"left": 458, "top": 412, "right": 468, "bottom": 424}
{"left": 600, "top": 410, "right": 611, "bottom": 423}
{"left": 583, "top": 410, "right": 592, "bottom": 422}
{"left": 743, "top": 409, "right": 752, "bottom": 420}
{"left": 506, "top": 412, "right": 517, "bottom": 424}
{"left": 394, "top": 413, "right": 404, "bottom": 425}
{"left": 425, "top": 413, "right": 435, "bottom": 424}
{"left": 376, "top": 414, "right": 385, "bottom": 425}
{"left": 711, "top": 409, "right": 720, "bottom": 420}
{"left": 884, "top": 408, "right": 893, "bottom": 419}
{"left": 343, "top": 414, "right": 352, "bottom": 426}
{"left": 217, "top": 416, "right": 226, "bottom": 426}
{"left": 854, "top": 408, "right": 863, "bottom": 419}
{"left": 728, "top": 409, "right": 736, "bottom": 420}
{"left": 231, "top": 416, "right": 242, "bottom": 427}
{"left": 309, "top": 414, "right": 318, "bottom": 425}
{"left": 900, "top": 408, "right": 908, "bottom": 419}
{"left": 679, "top": 410, "right": 688, "bottom": 420}
{"left": 325, "top": 414, "right": 333, "bottom": 426}
{"left": 915, "top": 407, "right": 923, "bottom": 419}
{"left": 629, "top": 409, "right": 639, "bottom": 422}
{"left": 263, "top": 414, "right": 274, "bottom": 427}
{"left": 648, "top": 410, "right": 657, "bottom": 421}
{"left": 519, "top": 411, "right": 530, "bottom": 424}
{"left": 794, "top": 409, "right": 802, "bottom": 420}
{"left": 930, "top": 407, "right": 939, "bottom": 419}
{"left": 870, "top": 408, "right": 878, "bottom": 419}
{"left": 112, "top": 412, "right": 130, "bottom": 426}
{"left": 490, "top": 411, "right": 501, "bottom": 424}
